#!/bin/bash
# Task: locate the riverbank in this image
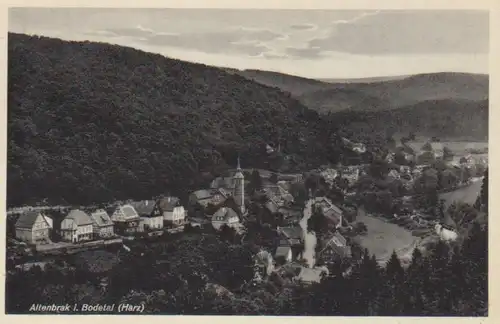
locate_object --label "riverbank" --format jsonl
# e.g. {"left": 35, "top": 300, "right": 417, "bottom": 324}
{"left": 440, "top": 177, "right": 482, "bottom": 208}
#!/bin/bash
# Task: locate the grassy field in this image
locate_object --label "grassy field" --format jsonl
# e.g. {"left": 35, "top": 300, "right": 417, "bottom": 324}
{"left": 354, "top": 208, "right": 420, "bottom": 266}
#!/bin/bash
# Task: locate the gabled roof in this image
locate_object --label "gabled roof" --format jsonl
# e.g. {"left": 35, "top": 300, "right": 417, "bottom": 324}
{"left": 210, "top": 177, "right": 236, "bottom": 190}
{"left": 43, "top": 215, "right": 53, "bottom": 229}
{"left": 328, "top": 232, "right": 347, "bottom": 247}
{"left": 130, "top": 200, "right": 156, "bottom": 217}
{"left": 314, "top": 197, "right": 343, "bottom": 215}
{"left": 15, "top": 211, "right": 49, "bottom": 229}
{"left": 279, "top": 226, "right": 303, "bottom": 240}
{"left": 65, "top": 209, "right": 93, "bottom": 226}
{"left": 113, "top": 204, "right": 140, "bottom": 221}
{"left": 265, "top": 200, "right": 279, "bottom": 214}
{"left": 275, "top": 246, "right": 292, "bottom": 258}
{"left": 212, "top": 207, "right": 239, "bottom": 222}
{"left": 90, "top": 209, "right": 113, "bottom": 227}
{"left": 191, "top": 189, "right": 214, "bottom": 200}
{"left": 158, "top": 197, "right": 180, "bottom": 212}
{"left": 296, "top": 267, "right": 324, "bottom": 283}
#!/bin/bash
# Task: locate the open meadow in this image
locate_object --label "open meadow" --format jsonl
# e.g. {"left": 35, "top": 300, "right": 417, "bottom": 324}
{"left": 353, "top": 208, "right": 421, "bottom": 266}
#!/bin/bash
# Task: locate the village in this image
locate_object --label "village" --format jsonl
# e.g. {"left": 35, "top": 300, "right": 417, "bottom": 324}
{"left": 6, "top": 138, "right": 488, "bottom": 285}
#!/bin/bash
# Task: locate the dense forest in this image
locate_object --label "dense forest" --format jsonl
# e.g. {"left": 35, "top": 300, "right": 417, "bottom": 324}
{"left": 7, "top": 33, "right": 352, "bottom": 207}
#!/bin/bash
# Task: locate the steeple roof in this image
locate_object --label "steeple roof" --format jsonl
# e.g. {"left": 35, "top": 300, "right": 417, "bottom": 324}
{"left": 234, "top": 155, "right": 244, "bottom": 179}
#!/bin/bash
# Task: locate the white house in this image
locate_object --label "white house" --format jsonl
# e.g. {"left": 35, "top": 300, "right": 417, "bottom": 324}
{"left": 435, "top": 224, "right": 458, "bottom": 242}
{"left": 90, "top": 209, "right": 114, "bottom": 238}
{"left": 60, "top": 209, "right": 94, "bottom": 243}
{"left": 15, "top": 211, "right": 53, "bottom": 245}
{"left": 275, "top": 246, "right": 293, "bottom": 264}
{"left": 158, "top": 197, "right": 186, "bottom": 227}
{"left": 211, "top": 207, "right": 241, "bottom": 230}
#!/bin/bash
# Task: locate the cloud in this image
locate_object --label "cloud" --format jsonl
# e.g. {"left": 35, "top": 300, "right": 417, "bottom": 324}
{"left": 87, "top": 24, "right": 283, "bottom": 57}
{"left": 289, "top": 23, "right": 317, "bottom": 31}
{"left": 303, "top": 10, "right": 489, "bottom": 57}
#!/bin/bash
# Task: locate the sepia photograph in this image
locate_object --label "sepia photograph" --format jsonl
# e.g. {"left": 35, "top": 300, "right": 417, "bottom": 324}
{"left": 5, "top": 6, "right": 489, "bottom": 316}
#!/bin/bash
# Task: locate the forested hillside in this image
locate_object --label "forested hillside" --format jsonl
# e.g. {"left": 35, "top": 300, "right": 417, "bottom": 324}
{"left": 330, "top": 99, "right": 489, "bottom": 143}
{"left": 7, "top": 33, "right": 345, "bottom": 207}
{"left": 235, "top": 69, "right": 488, "bottom": 114}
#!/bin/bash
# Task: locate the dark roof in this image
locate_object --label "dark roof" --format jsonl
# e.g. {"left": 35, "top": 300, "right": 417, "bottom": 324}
{"left": 129, "top": 200, "right": 156, "bottom": 216}
{"left": 158, "top": 197, "right": 180, "bottom": 212}
{"left": 279, "top": 226, "right": 303, "bottom": 240}
{"left": 66, "top": 209, "right": 93, "bottom": 226}
{"left": 90, "top": 209, "right": 113, "bottom": 227}
{"left": 191, "top": 189, "right": 214, "bottom": 200}
{"left": 210, "top": 177, "right": 236, "bottom": 189}
{"left": 15, "top": 211, "right": 47, "bottom": 229}
{"left": 265, "top": 200, "right": 279, "bottom": 214}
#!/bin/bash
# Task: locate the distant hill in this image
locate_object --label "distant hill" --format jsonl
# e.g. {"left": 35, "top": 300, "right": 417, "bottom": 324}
{"left": 224, "top": 68, "right": 330, "bottom": 96}
{"left": 8, "top": 33, "right": 347, "bottom": 207}
{"left": 233, "top": 69, "right": 489, "bottom": 113}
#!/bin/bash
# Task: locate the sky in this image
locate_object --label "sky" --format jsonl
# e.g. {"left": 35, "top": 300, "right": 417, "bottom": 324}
{"left": 8, "top": 8, "right": 489, "bottom": 79}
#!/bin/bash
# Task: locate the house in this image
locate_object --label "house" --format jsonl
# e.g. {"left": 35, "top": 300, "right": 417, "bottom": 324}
{"left": 278, "top": 173, "right": 303, "bottom": 183}
{"left": 60, "top": 209, "right": 94, "bottom": 243}
{"left": 262, "top": 185, "right": 294, "bottom": 215}
{"left": 295, "top": 267, "right": 327, "bottom": 284}
{"left": 111, "top": 204, "right": 142, "bottom": 235}
{"left": 277, "top": 226, "right": 303, "bottom": 247}
{"left": 320, "top": 169, "right": 339, "bottom": 185}
{"left": 275, "top": 246, "right": 293, "bottom": 264}
{"left": 130, "top": 200, "right": 164, "bottom": 231}
{"left": 314, "top": 197, "right": 343, "bottom": 228}
{"left": 210, "top": 176, "right": 236, "bottom": 191}
{"left": 460, "top": 154, "right": 475, "bottom": 165}
{"left": 189, "top": 188, "right": 229, "bottom": 208}
{"left": 341, "top": 167, "right": 360, "bottom": 186}
{"left": 385, "top": 153, "right": 395, "bottom": 163}
{"left": 319, "top": 232, "right": 352, "bottom": 262}
{"left": 158, "top": 197, "right": 186, "bottom": 228}
{"left": 15, "top": 211, "right": 53, "bottom": 245}
{"left": 387, "top": 169, "right": 401, "bottom": 181}
{"left": 211, "top": 207, "right": 242, "bottom": 231}
{"left": 90, "top": 209, "right": 114, "bottom": 238}
{"left": 278, "top": 206, "right": 303, "bottom": 225}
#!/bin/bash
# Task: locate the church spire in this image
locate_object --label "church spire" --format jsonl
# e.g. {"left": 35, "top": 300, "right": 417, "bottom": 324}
{"left": 237, "top": 154, "right": 241, "bottom": 171}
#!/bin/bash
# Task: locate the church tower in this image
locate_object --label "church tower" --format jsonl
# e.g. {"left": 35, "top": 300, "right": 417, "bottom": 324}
{"left": 233, "top": 155, "right": 245, "bottom": 215}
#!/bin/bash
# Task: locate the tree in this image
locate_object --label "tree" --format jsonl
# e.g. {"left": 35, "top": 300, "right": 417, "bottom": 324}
{"left": 474, "top": 168, "right": 488, "bottom": 213}
{"left": 307, "top": 205, "right": 330, "bottom": 237}
{"left": 369, "top": 158, "right": 390, "bottom": 179}
{"left": 421, "top": 142, "right": 433, "bottom": 151}
{"left": 386, "top": 136, "right": 396, "bottom": 150}
{"left": 248, "top": 170, "right": 263, "bottom": 194}
{"left": 269, "top": 173, "right": 278, "bottom": 184}
{"left": 443, "top": 146, "right": 454, "bottom": 161}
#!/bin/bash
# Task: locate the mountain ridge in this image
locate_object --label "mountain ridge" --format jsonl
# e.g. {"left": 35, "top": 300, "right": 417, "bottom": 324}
{"left": 231, "top": 69, "right": 488, "bottom": 113}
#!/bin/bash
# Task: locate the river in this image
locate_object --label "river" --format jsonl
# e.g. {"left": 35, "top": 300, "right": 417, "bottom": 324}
{"left": 299, "top": 198, "right": 317, "bottom": 268}
{"left": 439, "top": 177, "right": 483, "bottom": 208}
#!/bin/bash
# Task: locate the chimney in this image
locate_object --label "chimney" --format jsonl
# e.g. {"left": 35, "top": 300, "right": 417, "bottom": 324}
{"left": 145, "top": 201, "right": 148, "bottom": 206}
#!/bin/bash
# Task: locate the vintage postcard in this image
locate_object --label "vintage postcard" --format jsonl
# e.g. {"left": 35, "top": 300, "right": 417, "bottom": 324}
{"left": 1, "top": 0, "right": 494, "bottom": 322}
